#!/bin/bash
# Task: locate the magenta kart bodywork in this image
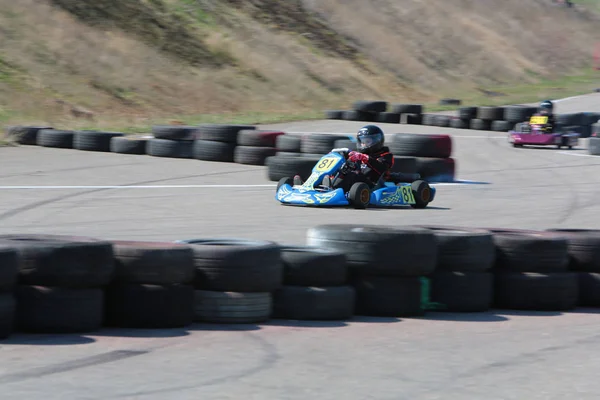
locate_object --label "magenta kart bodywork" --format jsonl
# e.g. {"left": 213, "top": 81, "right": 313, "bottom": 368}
{"left": 508, "top": 125, "right": 579, "bottom": 149}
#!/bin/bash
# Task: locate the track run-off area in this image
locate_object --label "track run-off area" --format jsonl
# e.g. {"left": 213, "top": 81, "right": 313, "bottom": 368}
{"left": 0, "top": 92, "right": 599, "bottom": 399}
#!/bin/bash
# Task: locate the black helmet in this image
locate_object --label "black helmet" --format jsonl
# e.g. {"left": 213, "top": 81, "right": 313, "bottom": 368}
{"left": 539, "top": 100, "right": 554, "bottom": 114}
{"left": 357, "top": 125, "right": 384, "bottom": 154}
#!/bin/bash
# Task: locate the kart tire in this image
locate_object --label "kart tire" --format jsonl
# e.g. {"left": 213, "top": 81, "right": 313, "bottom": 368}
{"left": 410, "top": 180, "right": 432, "bottom": 209}
{"left": 430, "top": 271, "right": 493, "bottom": 312}
{"left": 266, "top": 155, "right": 320, "bottom": 181}
{"left": 110, "top": 135, "right": 148, "bottom": 155}
{"left": 176, "top": 238, "right": 283, "bottom": 292}
{"left": 577, "top": 272, "right": 600, "bottom": 307}
{"left": 546, "top": 229, "right": 600, "bottom": 272}
{"left": 193, "top": 290, "right": 272, "bottom": 323}
{"left": 376, "top": 112, "right": 400, "bottom": 124}
{"left": 0, "top": 234, "right": 115, "bottom": 288}
{"left": 0, "top": 293, "right": 15, "bottom": 339}
{"left": 105, "top": 283, "right": 194, "bottom": 328}
{"left": 348, "top": 182, "right": 371, "bottom": 209}
{"left": 193, "top": 140, "right": 236, "bottom": 162}
{"left": 477, "top": 106, "right": 503, "bottom": 121}
{"left": 389, "top": 133, "right": 452, "bottom": 159}
{"left": 417, "top": 226, "right": 495, "bottom": 271}
{"left": 148, "top": 138, "right": 193, "bottom": 159}
{"left": 301, "top": 134, "right": 342, "bottom": 154}
{"left": 111, "top": 241, "right": 195, "bottom": 285}
{"left": 280, "top": 246, "right": 348, "bottom": 286}
{"left": 352, "top": 100, "right": 387, "bottom": 113}
{"left": 37, "top": 129, "right": 74, "bottom": 148}
{"left": 16, "top": 286, "right": 103, "bottom": 333}
{"left": 272, "top": 286, "right": 355, "bottom": 320}
{"left": 352, "top": 275, "right": 424, "bottom": 317}
{"left": 325, "top": 110, "right": 344, "bottom": 119}
{"left": 402, "top": 114, "right": 423, "bottom": 125}
{"left": 391, "top": 104, "right": 423, "bottom": 114}
{"left": 306, "top": 225, "right": 437, "bottom": 276}
{"left": 449, "top": 118, "right": 469, "bottom": 129}
{"left": 234, "top": 145, "right": 277, "bottom": 165}
{"left": 458, "top": 107, "right": 477, "bottom": 120}
{"left": 342, "top": 110, "right": 376, "bottom": 122}
{"left": 469, "top": 119, "right": 491, "bottom": 130}
{"left": 0, "top": 246, "right": 21, "bottom": 292}
{"left": 493, "top": 272, "right": 578, "bottom": 311}
{"left": 491, "top": 120, "right": 512, "bottom": 132}
{"left": 488, "top": 229, "right": 570, "bottom": 272}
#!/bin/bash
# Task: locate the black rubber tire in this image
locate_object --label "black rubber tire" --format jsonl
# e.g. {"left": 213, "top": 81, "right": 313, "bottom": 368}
{"left": 151, "top": 125, "right": 198, "bottom": 141}
{"left": 0, "top": 294, "right": 15, "bottom": 339}
{"left": 147, "top": 138, "right": 193, "bottom": 158}
{"left": 404, "top": 114, "right": 423, "bottom": 125}
{"left": 110, "top": 135, "right": 148, "bottom": 155}
{"left": 469, "top": 119, "right": 491, "bottom": 130}
{"left": 333, "top": 139, "right": 357, "bottom": 151}
{"left": 276, "top": 135, "right": 302, "bottom": 152}
{"left": 74, "top": 130, "right": 125, "bottom": 152}
{"left": 342, "top": 110, "right": 375, "bottom": 122}
{"left": 193, "top": 139, "right": 236, "bottom": 162}
{"left": 177, "top": 238, "right": 283, "bottom": 292}
{"left": 421, "top": 114, "right": 437, "bottom": 126}
{"left": 237, "top": 130, "right": 283, "bottom": 147}
{"left": 389, "top": 133, "right": 452, "bottom": 158}
{"left": 410, "top": 180, "right": 432, "bottom": 209}
{"left": 325, "top": 110, "right": 344, "bottom": 119}
{"left": 493, "top": 272, "right": 578, "bottom": 311}
{"left": 37, "top": 129, "right": 74, "bottom": 148}
{"left": 578, "top": 272, "right": 600, "bottom": 307}
{"left": 16, "top": 286, "right": 104, "bottom": 333}
{"left": 489, "top": 229, "right": 570, "bottom": 272}
{"left": 391, "top": 104, "right": 422, "bottom": 114}
{"left": 376, "top": 112, "right": 400, "bottom": 124}
{"left": 301, "top": 134, "right": 342, "bottom": 154}
{"left": 449, "top": 118, "right": 469, "bottom": 129}
{"left": 193, "top": 290, "right": 272, "bottom": 323}
{"left": 265, "top": 155, "right": 321, "bottom": 181}
{"left": 234, "top": 146, "right": 276, "bottom": 165}
{"left": 104, "top": 283, "right": 194, "bottom": 328}
{"left": 5, "top": 126, "right": 52, "bottom": 145}
{"left": 280, "top": 246, "right": 348, "bottom": 286}
{"left": 352, "top": 275, "right": 424, "bottom": 317}
{"left": 348, "top": 182, "right": 370, "bottom": 209}
{"left": 0, "top": 234, "right": 114, "bottom": 288}
{"left": 306, "top": 225, "right": 437, "bottom": 277}
{"left": 415, "top": 157, "right": 456, "bottom": 182}
{"left": 352, "top": 100, "right": 387, "bottom": 113}
{"left": 272, "top": 286, "right": 355, "bottom": 320}
{"left": 418, "top": 226, "right": 495, "bottom": 271}
{"left": 477, "top": 106, "right": 504, "bottom": 121}
{"left": 434, "top": 115, "right": 451, "bottom": 127}
{"left": 491, "top": 120, "right": 512, "bottom": 132}
{"left": 0, "top": 246, "right": 20, "bottom": 292}
{"left": 196, "top": 124, "right": 255, "bottom": 144}
{"left": 430, "top": 271, "right": 493, "bottom": 312}
{"left": 111, "top": 241, "right": 195, "bottom": 285}
{"left": 546, "top": 229, "right": 600, "bottom": 272}
{"left": 458, "top": 107, "right": 477, "bottom": 120}
{"left": 503, "top": 106, "right": 537, "bottom": 123}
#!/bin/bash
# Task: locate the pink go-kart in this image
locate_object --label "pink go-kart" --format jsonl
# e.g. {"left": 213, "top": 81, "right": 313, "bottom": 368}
{"left": 508, "top": 116, "right": 579, "bottom": 149}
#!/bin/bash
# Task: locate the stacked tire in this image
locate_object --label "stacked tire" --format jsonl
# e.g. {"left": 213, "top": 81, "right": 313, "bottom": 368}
{"left": 1, "top": 235, "right": 115, "bottom": 333}
{"left": 105, "top": 241, "right": 196, "bottom": 328}
{"left": 546, "top": 229, "right": 600, "bottom": 307}
{"left": 176, "top": 239, "right": 283, "bottom": 323}
{"left": 4, "top": 125, "right": 53, "bottom": 145}
{"left": 272, "top": 247, "right": 355, "bottom": 321}
{"left": 74, "top": 130, "right": 125, "bottom": 152}
{"left": 37, "top": 129, "right": 75, "bottom": 149}
{"left": 234, "top": 130, "right": 284, "bottom": 166}
{"left": 420, "top": 227, "right": 495, "bottom": 312}
{"left": 488, "top": 229, "right": 578, "bottom": 311}
{"left": 193, "top": 124, "right": 255, "bottom": 163}
{"left": 388, "top": 133, "right": 455, "bottom": 182}
{"left": 111, "top": 134, "right": 150, "bottom": 155}
{"left": 306, "top": 225, "right": 437, "bottom": 317}
{"left": 0, "top": 246, "right": 19, "bottom": 339}
{"left": 147, "top": 125, "right": 198, "bottom": 159}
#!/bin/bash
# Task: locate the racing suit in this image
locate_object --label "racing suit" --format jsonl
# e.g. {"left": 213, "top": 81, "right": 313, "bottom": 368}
{"left": 331, "top": 146, "right": 394, "bottom": 191}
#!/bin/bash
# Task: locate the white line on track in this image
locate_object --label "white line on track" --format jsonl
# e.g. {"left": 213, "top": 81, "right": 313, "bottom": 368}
{"left": 557, "top": 151, "right": 599, "bottom": 158}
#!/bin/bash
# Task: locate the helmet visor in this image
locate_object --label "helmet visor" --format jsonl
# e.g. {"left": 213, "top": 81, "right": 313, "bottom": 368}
{"left": 358, "top": 136, "right": 374, "bottom": 149}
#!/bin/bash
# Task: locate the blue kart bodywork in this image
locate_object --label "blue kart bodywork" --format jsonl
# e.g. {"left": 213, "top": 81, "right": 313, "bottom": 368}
{"left": 275, "top": 150, "right": 437, "bottom": 208}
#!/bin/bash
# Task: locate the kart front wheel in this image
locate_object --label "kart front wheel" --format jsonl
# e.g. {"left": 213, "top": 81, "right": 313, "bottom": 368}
{"left": 348, "top": 182, "right": 370, "bottom": 209}
{"left": 410, "top": 180, "right": 432, "bottom": 209}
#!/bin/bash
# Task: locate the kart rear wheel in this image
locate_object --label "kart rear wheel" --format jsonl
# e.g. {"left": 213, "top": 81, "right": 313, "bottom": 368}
{"left": 410, "top": 180, "right": 432, "bottom": 209}
{"left": 277, "top": 177, "right": 293, "bottom": 192}
{"left": 348, "top": 182, "right": 370, "bottom": 209}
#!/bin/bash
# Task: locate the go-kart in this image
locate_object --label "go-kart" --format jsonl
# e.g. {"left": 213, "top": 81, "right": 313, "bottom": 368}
{"left": 508, "top": 116, "right": 579, "bottom": 149}
{"left": 275, "top": 149, "right": 436, "bottom": 209}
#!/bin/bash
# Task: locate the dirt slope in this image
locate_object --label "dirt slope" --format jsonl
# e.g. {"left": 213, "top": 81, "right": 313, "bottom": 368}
{"left": 0, "top": 0, "right": 598, "bottom": 127}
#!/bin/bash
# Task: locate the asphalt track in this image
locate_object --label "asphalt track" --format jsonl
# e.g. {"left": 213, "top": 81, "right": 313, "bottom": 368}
{"left": 0, "top": 93, "right": 600, "bottom": 399}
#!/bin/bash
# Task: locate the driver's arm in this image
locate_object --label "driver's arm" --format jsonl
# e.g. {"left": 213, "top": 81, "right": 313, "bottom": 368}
{"left": 365, "top": 152, "right": 394, "bottom": 175}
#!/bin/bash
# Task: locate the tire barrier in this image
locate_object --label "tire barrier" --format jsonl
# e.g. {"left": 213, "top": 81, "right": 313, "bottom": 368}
{"left": 0, "top": 227, "right": 595, "bottom": 338}
{"left": 325, "top": 101, "right": 600, "bottom": 137}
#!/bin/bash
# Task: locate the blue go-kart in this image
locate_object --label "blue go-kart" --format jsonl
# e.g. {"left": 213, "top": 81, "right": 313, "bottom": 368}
{"left": 275, "top": 148, "right": 436, "bottom": 209}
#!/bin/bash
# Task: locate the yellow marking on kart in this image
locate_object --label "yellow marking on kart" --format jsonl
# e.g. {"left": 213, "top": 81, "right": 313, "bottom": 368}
{"left": 529, "top": 115, "right": 548, "bottom": 125}
{"left": 314, "top": 157, "right": 338, "bottom": 172}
